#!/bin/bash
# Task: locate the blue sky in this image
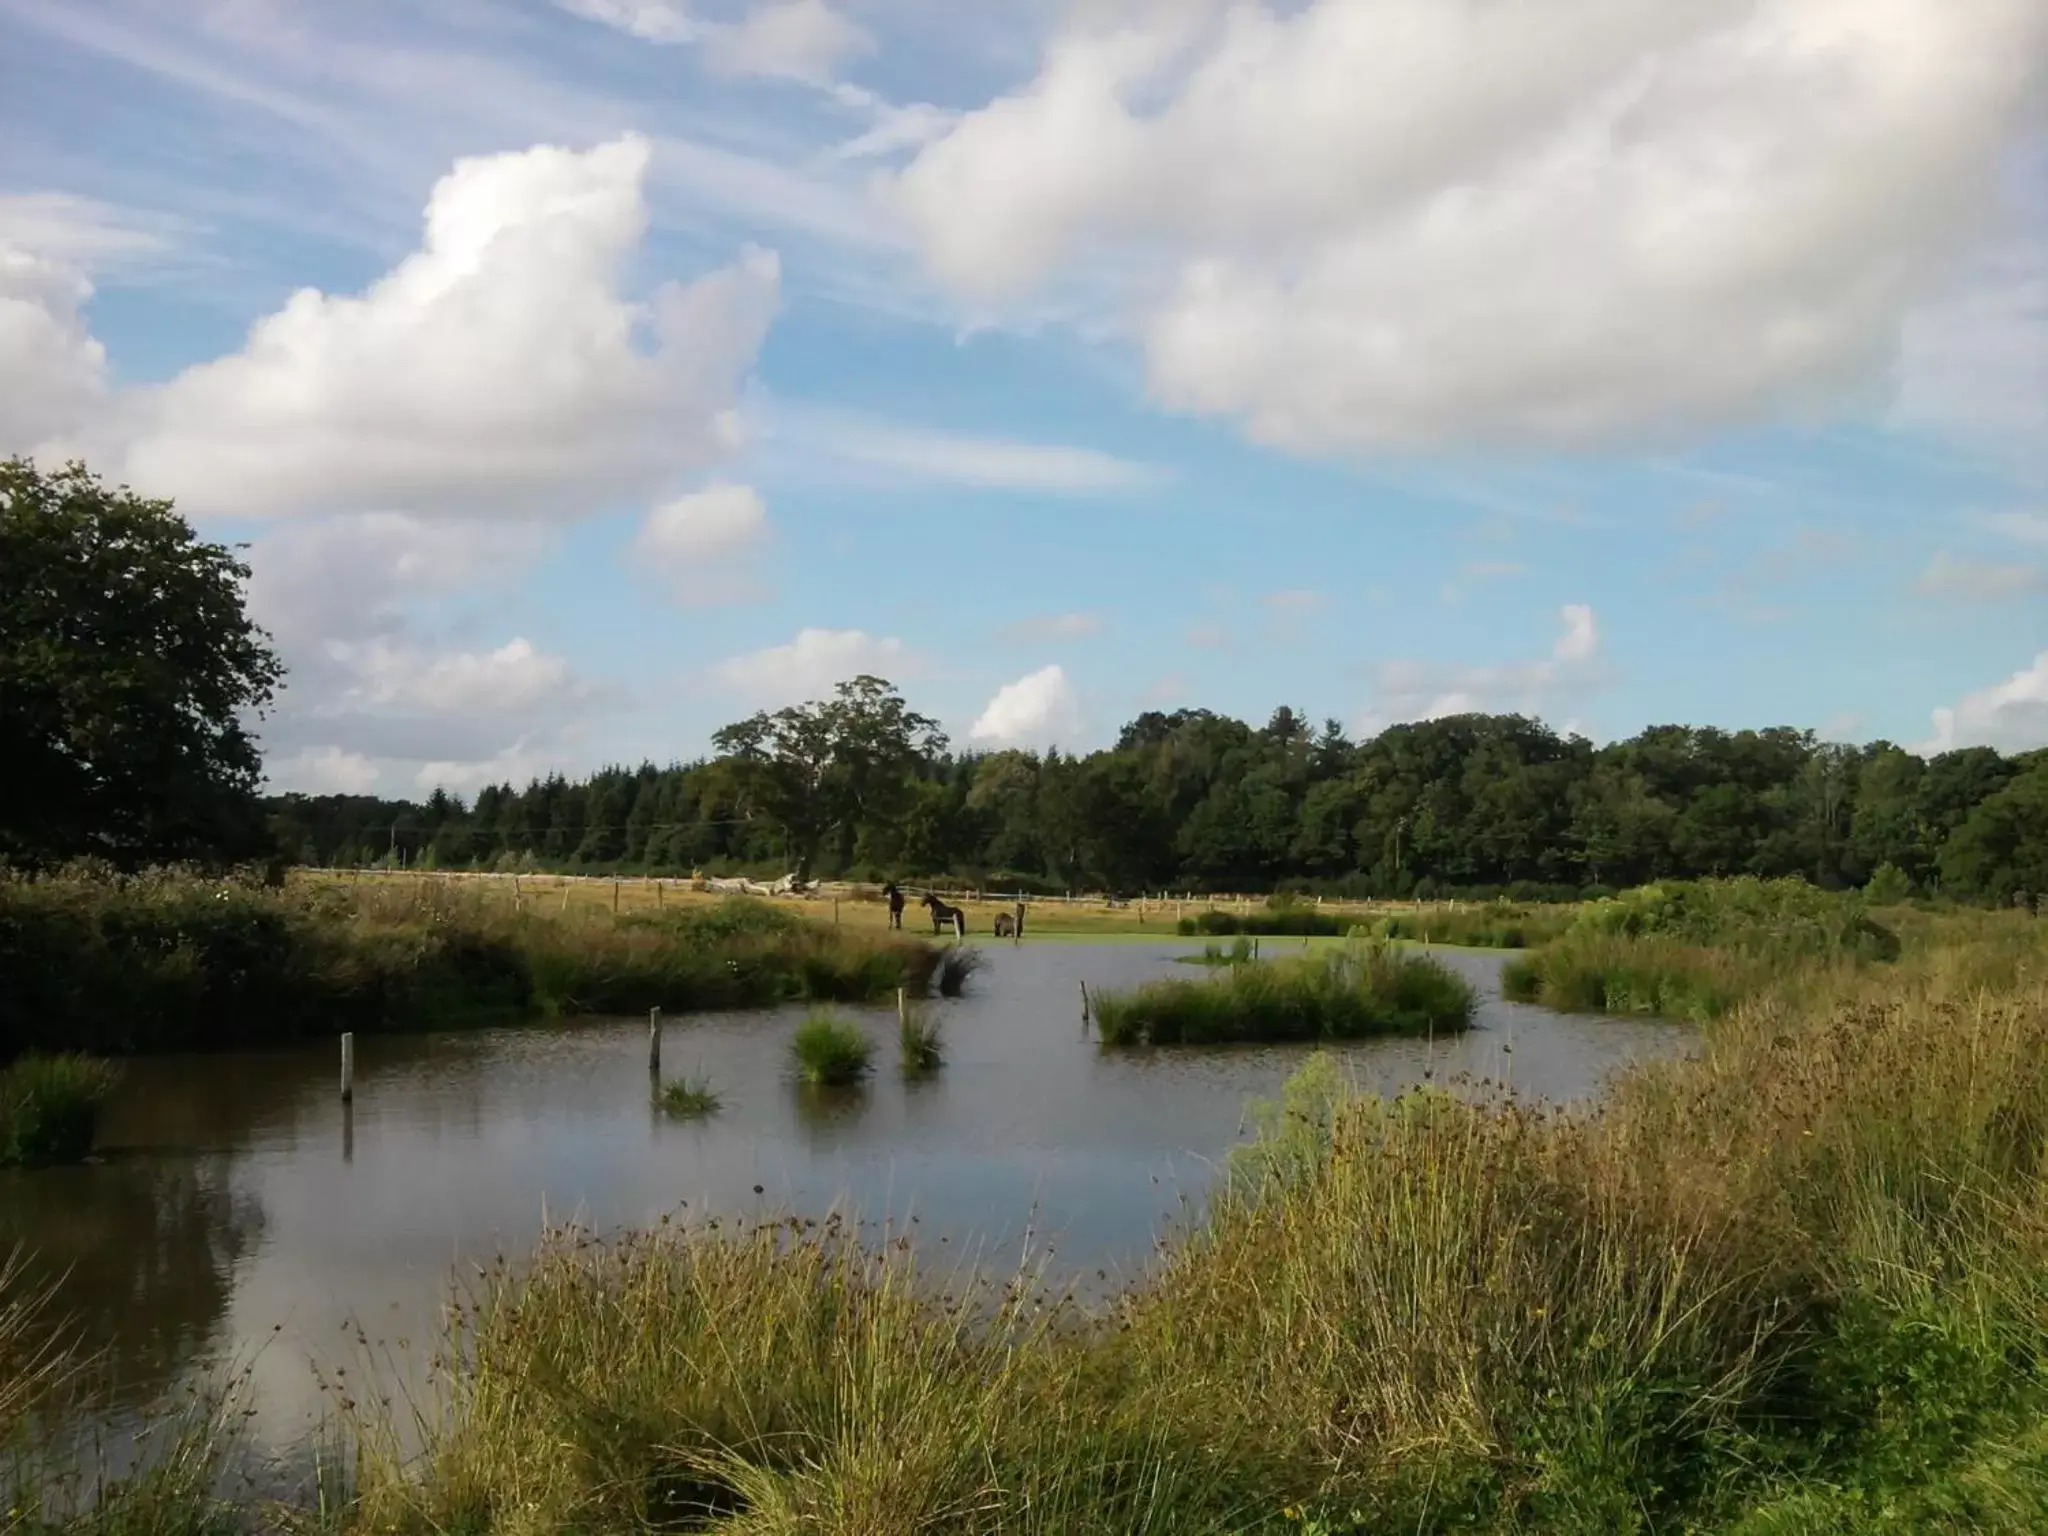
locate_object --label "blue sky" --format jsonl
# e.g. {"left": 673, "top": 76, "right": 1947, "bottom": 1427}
{"left": 3, "top": 0, "right": 2045, "bottom": 796}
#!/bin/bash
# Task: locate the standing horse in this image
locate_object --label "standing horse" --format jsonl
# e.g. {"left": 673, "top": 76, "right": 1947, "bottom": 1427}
{"left": 883, "top": 882, "right": 906, "bottom": 930}
{"left": 993, "top": 913, "right": 1015, "bottom": 938}
{"left": 922, "top": 892, "right": 966, "bottom": 939}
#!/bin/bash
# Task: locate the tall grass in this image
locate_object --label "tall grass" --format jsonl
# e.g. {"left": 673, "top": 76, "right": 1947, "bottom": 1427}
{"left": 0, "top": 869, "right": 943, "bottom": 1058}
{"left": 935, "top": 946, "right": 983, "bottom": 998}
{"left": 790, "top": 1011, "right": 874, "bottom": 1086}
{"left": 658, "top": 1075, "right": 721, "bottom": 1118}
{"left": 0, "top": 1056, "right": 119, "bottom": 1168}
{"left": 898, "top": 1002, "right": 944, "bottom": 1077}
{"left": 1501, "top": 933, "right": 1763, "bottom": 1021}
{"left": 1094, "top": 942, "right": 1476, "bottom": 1046}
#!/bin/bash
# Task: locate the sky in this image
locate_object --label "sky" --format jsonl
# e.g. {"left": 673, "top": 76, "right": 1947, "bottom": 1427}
{"left": 2, "top": 0, "right": 2046, "bottom": 799}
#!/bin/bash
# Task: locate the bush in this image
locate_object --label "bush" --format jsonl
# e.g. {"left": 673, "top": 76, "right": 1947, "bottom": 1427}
{"left": 0, "top": 1054, "right": 118, "bottom": 1167}
{"left": 658, "top": 1076, "right": 721, "bottom": 1118}
{"left": 1095, "top": 942, "right": 1476, "bottom": 1046}
{"left": 1865, "top": 862, "right": 1912, "bottom": 906}
{"left": 791, "top": 1012, "right": 874, "bottom": 1085}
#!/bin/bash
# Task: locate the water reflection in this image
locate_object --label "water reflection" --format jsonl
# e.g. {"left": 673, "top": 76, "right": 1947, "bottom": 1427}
{"left": 7, "top": 941, "right": 1688, "bottom": 1444}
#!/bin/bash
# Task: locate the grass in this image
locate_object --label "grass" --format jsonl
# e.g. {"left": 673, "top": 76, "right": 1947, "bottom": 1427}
{"left": 1181, "top": 937, "right": 1257, "bottom": 967}
{"left": 790, "top": 1011, "right": 874, "bottom": 1086}
{"left": 10, "top": 898, "right": 2048, "bottom": 1532}
{"left": 1501, "top": 932, "right": 1764, "bottom": 1021}
{"left": 658, "top": 1075, "right": 722, "bottom": 1118}
{"left": 0, "top": 868, "right": 944, "bottom": 1058}
{"left": 0, "top": 1056, "right": 119, "bottom": 1168}
{"left": 898, "top": 1002, "right": 945, "bottom": 1077}
{"left": 935, "top": 946, "right": 983, "bottom": 998}
{"left": 1093, "top": 940, "right": 1477, "bottom": 1046}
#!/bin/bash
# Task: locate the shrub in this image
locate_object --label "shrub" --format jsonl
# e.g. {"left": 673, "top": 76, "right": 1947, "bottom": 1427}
{"left": 1865, "top": 862, "right": 1912, "bottom": 906}
{"left": 791, "top": 1012, "right": 874, "bottom": 1086}
{"left": 0, "top": 1054, "right": 118, "bottom": 1167}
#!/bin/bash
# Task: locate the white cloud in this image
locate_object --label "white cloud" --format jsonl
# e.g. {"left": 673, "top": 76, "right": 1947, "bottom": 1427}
{"left": 634, "top": 483, "right": 771, "bottom": 603}
{"left": 1894, "top": 227, "right": 2048, "bottom": 470}
{"left": 557, "top": 0, "right": 697, "bottom": 45}
{"left": 1980, "top": 511, "right": 2048, "bottom": 546}
{"left": 1554, "top": 603, "right": 1598, "bottom": 662}
{"left": 709, "top": 627, "right": 919, "bottom": 705}
{"left": 704, "top": 1, "right": 872, "bottom": 84}
{"left": 1006, "top": 611, "right": 1106, "bottom": 642}
{"left": 0, "top": 244, "right": 106, "bottom": 452}
{"left": 0, "top": 192, "right": 178, "bottom": 273}
{"left": 890, "top": 0, "right": 2048, "bottom": 453}
{"left": 970, "top": 664, "right": 1084, "bottom": 748}
{"left": 1262, "top": 589, "right": 1323, "bottom": 610}
{"left": 68, "top": 135, "right": 778, "bottom": 522}
{"left": 1358, "top": 604, "right": 1607, "bottom": 733}
{"left": 265, "top": 746, "right": 379, "bottom": 796}
{"left": 1919, "top": 653, "right": 2048, "bottom": 755}
{"left": 764, "top": 402, "right": 1167, "bottom": 491}
{"left": 1914, "top": 551, "right": 2048, "bottom": 600}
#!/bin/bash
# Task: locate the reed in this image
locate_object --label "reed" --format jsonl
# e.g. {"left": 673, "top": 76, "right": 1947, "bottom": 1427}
{"left": 0, "top": 1055, "right": 119, "bottom": 1168}
{"left": 1500, "top": 932, "right": 1765, "bottom": 1021}
{"left": 1093, "top": 942, "right": 1476, "bottom": 1047}
{"left": 935, "top": 946, "right": 984, "bottom": 998}
{"left": 790, "top": 1011, "right": 875, "bottom": 1086}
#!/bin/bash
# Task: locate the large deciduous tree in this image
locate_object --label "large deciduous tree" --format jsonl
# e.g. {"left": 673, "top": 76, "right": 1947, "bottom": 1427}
{"left": 1, "top": 459, "right": 284, "bottom": 868}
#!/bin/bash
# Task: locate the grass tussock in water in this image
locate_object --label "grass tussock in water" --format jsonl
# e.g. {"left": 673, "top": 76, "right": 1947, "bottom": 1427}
{"left": 899, "top": 1002, "right": 944, "bottom": 1078}
{"left": 935, "top": 945, "right": 983, "bottom": 998}
{"left": 0, "top": 868, "right": 941, "bottom": 1058}
{"left": 1501, "top": 932, "right": 1763, "bottom": 1022}
{"left": 1094, "top": 940, "right": 1476, "bottom": 1047}
{"left": 0, "top": 1055, "right": 118, "bottom": 1168}
{"left": 658, "top": 1075, "right": 721, "bottom": 1118}
{"left": 303, "top": 919, "right": 2048, "bottom": 1533}
{"left": 790, "top": 1011, "right": 874, "bottom": 1086}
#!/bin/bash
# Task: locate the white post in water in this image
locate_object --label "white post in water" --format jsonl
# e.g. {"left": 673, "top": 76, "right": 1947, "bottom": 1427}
{"left": 897, "top": 987, "right": 909, "bottom": 1029}
{"left": 648, "top": 1007, "right": 662, "bottom": 1073}
{"left": 340, "top": 1033, "right": 355, "bottom": 1102}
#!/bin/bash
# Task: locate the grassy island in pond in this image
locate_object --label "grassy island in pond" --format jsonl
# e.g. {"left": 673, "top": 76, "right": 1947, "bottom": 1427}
{"left": 1095, "top": 942, "right": 1476, "bottom": 1046}
{"left": 0, "top": 869, "right": 943, "bottom": 1059}
{"left": 791, "top": 1011, "right": 875, "bottom": 1085}
{"left": 0, "top": 1054, "right": 118, "bottom": 1167}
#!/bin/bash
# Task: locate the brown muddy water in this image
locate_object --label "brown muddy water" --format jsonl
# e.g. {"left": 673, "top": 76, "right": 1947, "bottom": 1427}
{"left": 1, "top": 941, "right": 1690, "bottom": 1453}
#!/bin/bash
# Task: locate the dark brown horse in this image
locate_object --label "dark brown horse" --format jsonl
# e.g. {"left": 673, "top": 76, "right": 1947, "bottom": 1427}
{"left": 883, "top": 882, "right": 906, "bottom": 929}
{"left": 922, "top": 892, "right": 966, "bottom": 938}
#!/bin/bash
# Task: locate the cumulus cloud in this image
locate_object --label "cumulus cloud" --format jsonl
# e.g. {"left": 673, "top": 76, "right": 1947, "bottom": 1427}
{"left": 890, "top": 0, "right": 2048, "bottom": 453}
{"left": 704, "top": 1, "right": 872, "bottom": 83}
{"left": 709, "top": 627, "right": 918, "bottom": 706}
{"left": 1358, "top": 603, "right": 1606, "bottom": 734}
{"left": 634, "top": 483, "right": 771, "bottom": 603}
{"left": 0, "top": 244, "right": 106, "bottom": 451}
{"left": 1914, "top": 552, "right": 2048, "bottom": 601}
{"left": 970, "top": 664, "right": 1084, "bottom": 748}
{"left": 71, "top": 135, "right": 778, "bottom": 522}
{"left": 1919, "top": 653, "right": 2048, "bottom": 755}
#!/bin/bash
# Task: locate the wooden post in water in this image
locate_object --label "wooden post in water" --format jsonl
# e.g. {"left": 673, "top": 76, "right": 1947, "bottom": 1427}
{"left": 1013, "top": 900, "right": 1026, "bottom": 946}
{"left": 1079, "top": 980, "right": 1091, "bottom": 1028}
{"left": 612, "top": 878, "right": 620, "bottom": 915}
{"left": 340, "top": 1033, "right": 355, "bottom": 1103}
{"left": 648, "top": 1007, "right": 662, "bottom": 1073}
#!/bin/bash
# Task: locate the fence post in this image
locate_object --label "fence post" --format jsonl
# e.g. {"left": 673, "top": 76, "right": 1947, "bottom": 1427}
{"left": 1014, "top": 900, "right": 1025, "bottom": 946}
{"left": 613, "top": 878, "right": 620, "bottom": 915}
{"left": 648, "top": 1007, "right": 662, "bottom": 1073}
{"left": 340, "top": 1033, "right": 355, "bottom": 1103}
{"left": 1079, "top": 980, "right": 1091, "bottom": 1026}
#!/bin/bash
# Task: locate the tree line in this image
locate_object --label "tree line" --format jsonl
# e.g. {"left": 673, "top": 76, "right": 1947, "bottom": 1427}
{"left": 266, "top": 677, "right": 2048, "bottom": 904}
{"left": 6, "top": 459, "right": 2042, "bottom": 904}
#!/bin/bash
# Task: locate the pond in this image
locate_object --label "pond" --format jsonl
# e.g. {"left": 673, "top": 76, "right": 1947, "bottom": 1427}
{"left": 0, "top": 941, "right": 1691, "bottom": 1452}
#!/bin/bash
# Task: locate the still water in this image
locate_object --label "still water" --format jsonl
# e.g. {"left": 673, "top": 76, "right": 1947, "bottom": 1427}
{"left": 1, "top": 942, "right": 1689, "bottom": 1448}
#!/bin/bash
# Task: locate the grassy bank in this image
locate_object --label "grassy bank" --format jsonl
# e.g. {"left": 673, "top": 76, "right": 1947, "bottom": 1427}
{"left": 1501, "top": 877, "right": 1902, "bottom": 1021}
{"left": 1179, "top": 900, "right": 1574, "bottom": 949}
{"left": 0, "top": 869, "right": 942, "bottom": 1059}
{"left": 1094, "top": 942, "right": 1477, "bottom": 1046}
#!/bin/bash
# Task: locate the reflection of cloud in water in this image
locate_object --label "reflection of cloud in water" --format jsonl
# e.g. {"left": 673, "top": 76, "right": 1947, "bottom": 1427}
{"left": 21, "top": 943, "right": 1692, "bottom": 1454}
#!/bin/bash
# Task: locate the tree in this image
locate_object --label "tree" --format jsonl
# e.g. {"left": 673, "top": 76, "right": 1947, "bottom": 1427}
{"left": 1936, "top": 766, "right": 2048, "bottom": 904}
{"left": 1, "top": 459, "right": 284, "bottom": 868}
